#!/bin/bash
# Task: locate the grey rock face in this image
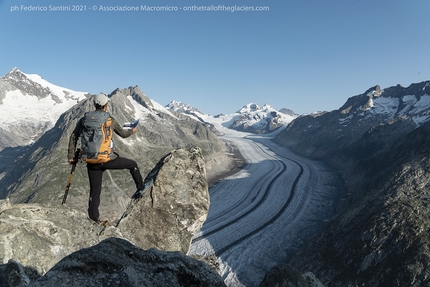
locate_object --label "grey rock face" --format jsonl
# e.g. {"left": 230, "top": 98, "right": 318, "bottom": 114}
{"left": 259, "top": 264, "right": 325, "bottom": 287}
{"left": 2, "top": 68, "right": 51, "bottom": 100}
{"left": 0, "top": 199, "right": 105, "bottom": 275}
{"left": 259, "top": 264, "right": 311, "bottom": 287}
{"left": 229, "top": 113, "right": 283, "bottom": 134}
{"left": 31, "top": 237, "right": 226, "bottom": 287}
{"left": 279, "top": 108, "right": 297, "bottom": 117}
{"left": 115, "top": 85, "right": 154, "bottom": 110}
{"left": 118, "top": 147, "right": 209, "bottom": 254}
{"left": 289, "top": 124, "right": 430, "bottom": 286}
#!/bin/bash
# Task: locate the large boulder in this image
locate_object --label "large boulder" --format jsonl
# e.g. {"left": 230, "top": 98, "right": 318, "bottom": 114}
{"left": 259, "top": 264, "right": 325, "bottom": 287}
{"left": 117, "top": 147, "right": 210, "bottom": 253}
{"left": 31, "top": 237, "right": 226, "bottom": 287}
{"left": 0, "top": 199, "right": 106, "bottom": 275}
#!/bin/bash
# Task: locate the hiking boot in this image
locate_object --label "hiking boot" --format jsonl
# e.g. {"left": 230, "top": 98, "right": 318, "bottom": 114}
{"left": 88, "top": 217, "right": 104, "bottom": 231}
{"left": 99, "top": 217, "right": 114, "bottom": 228}
{"left": 132, "top": 178, "right": 153, "bottom": 199}
{"left": 132, "top": 189, "right": 148, "bottom": 199}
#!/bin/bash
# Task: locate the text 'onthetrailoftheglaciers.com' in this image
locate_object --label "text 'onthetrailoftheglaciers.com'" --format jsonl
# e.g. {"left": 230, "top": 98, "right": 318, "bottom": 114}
{"left": 11, "top": 4, "right": 270, "bottom": 12}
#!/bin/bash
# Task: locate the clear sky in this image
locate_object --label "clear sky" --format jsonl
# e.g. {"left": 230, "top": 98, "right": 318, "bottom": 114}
{"left": 1, "top": 0, "right": 429, "bottom": 115}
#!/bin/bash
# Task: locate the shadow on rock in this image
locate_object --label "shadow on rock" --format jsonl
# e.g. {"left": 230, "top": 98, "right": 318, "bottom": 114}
{"left": 31, "top": 237, "right": 226, "bottom": 287}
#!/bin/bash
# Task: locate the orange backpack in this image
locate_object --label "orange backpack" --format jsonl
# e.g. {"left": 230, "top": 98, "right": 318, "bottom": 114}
{"left": 80, "top": 111, "right": 115, "bottom": 164}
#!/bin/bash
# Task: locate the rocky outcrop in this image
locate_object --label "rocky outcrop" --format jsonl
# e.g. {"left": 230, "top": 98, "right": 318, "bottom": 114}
{"left": 3, "top": 68, "right": 54, "bottom": 100}
{"left": 118, "top": 147, "right": 209, "bottom": 253}
{"left": 259, "top": 264, "right": 325, "bottom": 287}
{"left": 31, "top": 238, "right": 226, "bottom": 287}
{"left": 0, "top": 199, "right": 108, "bottom": 275}
{"left": 0, "top": 148, "right": 219, "bottom": 286}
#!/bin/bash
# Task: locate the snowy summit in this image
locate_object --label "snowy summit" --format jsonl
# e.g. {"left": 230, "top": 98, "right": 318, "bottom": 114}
{"left": 166, "top": 101, "right": 298, "bottom": 134}
{"left": 0, "top": 68, "right": 88, "bottom": 146}
{"left": 0, "top": 68, "right": 88, "bottom": 130}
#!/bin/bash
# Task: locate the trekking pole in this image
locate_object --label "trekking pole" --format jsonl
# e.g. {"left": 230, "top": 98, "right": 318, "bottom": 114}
{"left": 115, "top": 178, "right": 153, "bottom": 227}
{"left": 62, "top": 149, "right": 81, "bottom": 205}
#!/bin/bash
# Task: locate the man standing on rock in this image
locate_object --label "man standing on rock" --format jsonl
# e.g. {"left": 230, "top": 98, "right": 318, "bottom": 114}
{"left": 67, "top": 93, "right": 145, "bottom": 224}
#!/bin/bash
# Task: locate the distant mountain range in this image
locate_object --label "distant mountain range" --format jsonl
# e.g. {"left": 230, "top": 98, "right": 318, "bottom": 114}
{"left": 274, "top": 82, "right": 430, "bottom": 160}
{"left": 0, "top": 68, "right": 297, "bottom": 153}
{"left": 166, "top": 101, "right": 298, "bottom": 134}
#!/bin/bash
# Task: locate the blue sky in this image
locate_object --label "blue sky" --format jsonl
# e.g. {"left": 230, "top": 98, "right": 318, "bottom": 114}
{"left": 1, "top": 0, "right": 429, "bottom": 115}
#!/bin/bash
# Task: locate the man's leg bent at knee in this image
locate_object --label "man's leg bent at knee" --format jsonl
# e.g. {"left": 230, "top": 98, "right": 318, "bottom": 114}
{"left": 104, "top": 156, "right": 145, "bottom": 190}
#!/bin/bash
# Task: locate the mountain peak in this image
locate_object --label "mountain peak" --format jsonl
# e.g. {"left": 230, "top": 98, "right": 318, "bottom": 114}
{"left": 2, "top": 68, "right": 88, "bottom": 100}
{"left": 8, "top": 67, "right": 20, "bottom": 74}
{"left": 166, "top": 100, "right": 203, "bottom": 114}
{"left": 3, "top": 67, "right": 27, "bottom": 82}
{"left": 237, "top": 103, "right": 281, "bottom": 114}
{"left": 237, "top": 103, "right": 261, "bottom": 113}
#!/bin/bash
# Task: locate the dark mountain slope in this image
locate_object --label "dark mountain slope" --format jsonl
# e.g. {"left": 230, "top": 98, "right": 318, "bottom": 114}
{"left": 290, "top": 119, "right": 430, "bottom": 287}
{"left": 276, "top": 81, "right": 430, "bottom": 286}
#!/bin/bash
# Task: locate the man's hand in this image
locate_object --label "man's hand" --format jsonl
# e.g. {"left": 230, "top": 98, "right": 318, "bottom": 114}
{"left": 68, "top": 149, "right": 81, "bottom": 165}
{"left": 132, "top": 127, "right": 137, "bottom": 134}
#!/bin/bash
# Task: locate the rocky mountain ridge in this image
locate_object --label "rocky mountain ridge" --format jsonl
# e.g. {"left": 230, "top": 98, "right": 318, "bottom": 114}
{"left": 229, "top": 103, "right": 297, "bottom": 133}
{"left": 274, "top": 81, "right": 430, "bottom": 160}
{"left": 274, "top": 80, "right": 430, "bottom": 286}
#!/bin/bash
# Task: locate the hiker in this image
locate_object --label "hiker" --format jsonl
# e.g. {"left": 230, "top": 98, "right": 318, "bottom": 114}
{"left": 67, "top": 93, "right": 145, "bottom": 223}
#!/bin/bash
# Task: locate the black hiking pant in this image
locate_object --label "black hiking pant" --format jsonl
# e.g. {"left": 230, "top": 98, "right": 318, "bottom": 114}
{"left": 86, "top": 156, "right": 145, "bottom": 222}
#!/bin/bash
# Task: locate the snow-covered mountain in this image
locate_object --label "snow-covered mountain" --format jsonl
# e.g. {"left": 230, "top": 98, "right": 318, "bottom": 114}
{"left": 337, "top": 84, "right": 430, "bottom": 127}
{"left": 0, "top": 68, "right": 89, "bottom": 149}
{"left": 274, "top": 81, "right": 430, "bottom": 160}
{"left": 165, "top": 100, "right": 204, "bottom": 115}
{"left": 228, "top": 103, "right": 297, "bottom": 133}
{"left": 165, "top": 100, "right": 211, "bottom": 127}
{"left": 166, "top": 101, "right": 298, "bottom": 134}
